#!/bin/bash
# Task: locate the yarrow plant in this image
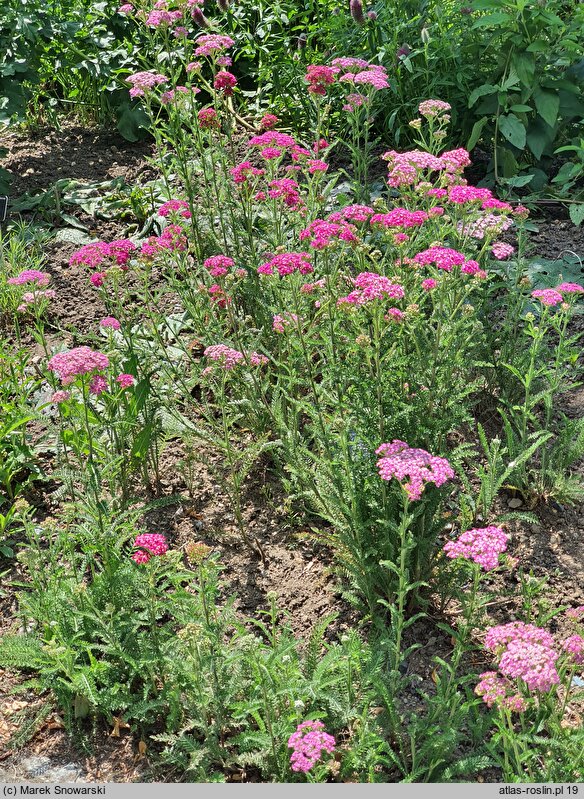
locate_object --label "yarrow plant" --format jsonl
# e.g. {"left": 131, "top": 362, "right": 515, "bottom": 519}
{"left": 288, "top": 720, "right": 335, "bottom": 776}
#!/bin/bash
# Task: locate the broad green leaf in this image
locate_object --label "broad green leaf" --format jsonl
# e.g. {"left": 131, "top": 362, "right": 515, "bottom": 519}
{"left": 472, "top": 12, "right": 512, "bottom": 28}
{"left": 499, "top": 113, "right": 526, "bottom": 150}
{"left": 512, "top": 52, "right": 535, "bottom": 86}
{"left": 468, "top": 83, "right": 497, "bottom": 108}
{"left": 526, "top": 120, "right": 552, "bottom": 160}
{"left": 510, "top": 104, "right": 532, "bottom": 113}
{"left": 534, "top": 89, "right": 560, "bottom": 128}
{"left": 569, "top": 205, "right": 584, "bottom": 226}
{"left": 467, "top": 117, "right": 488, "bottom": 150}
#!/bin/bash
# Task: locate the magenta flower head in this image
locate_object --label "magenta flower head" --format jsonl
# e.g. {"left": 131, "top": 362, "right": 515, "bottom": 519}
{"left": 132, "top": 533, "right": 168, "bottom": 564}
{"left": 48, "top": 346, "right": 109, "bottom": 386}
{"left": 214, "top": 70, "right": 237, "bottom": 96}
{"left": 117, "top": 373, "right": 135, "bottom": 390}
{"left": 376, "top": 440, "right": 454, "bottom": 501}
{"left": 288, "top": 720, "right": 335, "bottom": 774}
{"left": 443, "top": 526, "right": 509, "bottom": 571}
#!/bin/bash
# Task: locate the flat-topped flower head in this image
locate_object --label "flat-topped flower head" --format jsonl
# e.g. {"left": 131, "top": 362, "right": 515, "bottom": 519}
{"left": 203, "top": 344, "right": 267, "bottom": 370}
{"left": 48, "top": 346, "right": 109, "bottom": 386}
{"left": 414, "top": 246, "right": 468, "bottom": 272}
{"left": 491, "top": 242, "right": 514, "bottom": 260}
{"left": 194, "top": 33, "right": 234, "bottom": 56}
{"left": 376, "top": 440, "right": 454, "bottom": 500}
{"left": 418, "top": 99, "right": 451, "bottom": 117}
{"left": 258, "top": 252, "right": 312, "bottom": 277}
{"left": 132, "top": 533, "right": 168, "bottom": 564}
{"left": 204, "top": 255, "right": 235, "bottom": 277}
{"left": 299, "top": 219, "right": 358, "bottom": 249}
{"left": 370, "top": 209, "right": 428, "bottom": 229}
{"left": 557, "top": 282, "right": 584, "bottom": 294}
{"left": 214, "top": 70, "right": 237, "bottom": 95}
{"left": 247, "top": 131, "right": 296, "bottom": 149}
{"left": 100, "top": 316, "right": 121, "bottom": 330}
{"left": 338, "top": 272, "right": 404, "bottom": 307}
{"left": 305, "top": 64, "right": 339, "bottom": 95}
{"left": 531, "top": 289, "right": 563, "bottom": 307}
{"left": 158, "top": 199, "right": 191, "bottom": 218}
{"left": 288, "top": 721, "right": 335, "bottom": 774}
{"left": 443, "top": 526, "right": 508, "bottom": 571}
{"left": 475, "top": 672, "right": 527, "bottom": 712}
{"left": 127, "top": 71, "right": 167, "bottom": 97}
{"left": 8, "top": 270, "right": 51, "bottom": 287}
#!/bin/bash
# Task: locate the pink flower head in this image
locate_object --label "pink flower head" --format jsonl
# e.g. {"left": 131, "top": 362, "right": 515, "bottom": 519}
{"left": 498, "top": 640, "right": 559, "bottom": 692}
{"left": 213, "top": 70, "right": 237, "bottom": 95}
{"left": 198, "top": 107, "right": 220, "bottom": 129}
{"left": 231, "top": 161, "right": 264, "bottom": 185}
{"left": 421, "top": 278, "right": 437, "bottom": 291}
{"left": 117, "top": 373, "right": 135, "bottom": 390}
{"left": 337, "top": 272, "right": 404, "bottom": 307}
{"left": 272, "top": 312, "right": 299, "bottom": 333}
{"left": 203, "top": 344, "right": 266, "bottom": 370}
{"left": 353, "top": 69, "right": 389, "bottom": 90}
{"left": 51, "top": 390, "right": 71, "bottom": 404}
{"left": 260, "top": 147, "right": 282, "bottom": 160}
{"left": 305, "top": 65, "right": 338, "bottom": 95}
{"left": 258, "top": 252, "right": 312, "bottom": 277}
{"left": 90, "top": 374, "right": 108, "bottom": 396}
{"left": 260, "top": 113, "right": 279, "bottom": 130}
{"left": 557, "top": 282, "right": 584, "bottom": 294}
{"left": 132, "top": 533, "right": 168, "bottom": 564}
{"left": 331, "top": 57, "right": 370, "bottom": 71}
{"left": 443, "top": 526, "right": 509, "bottom": 571}
{"left": 485, "top": 622, "right": 555, "bottom": 653}
{"left": 376, "top": 440, "right": 455, "bottom": 500}
{"left": 475, "top": 672, "right": 527, "bottom": 713}
{"left": 194, "top": 33, "right": 234, "bottom": 56}
{"left": 418, "top": 99, "right": 451, "bottom": 117}
{"left": 329, "top": 204, "right": 374, "bottom": 223}
{"left": 414, "top": 246, "right": 467, "bottom": 272}
{"left": 370, "top": 208, "right": 428, "bottom": 229}
{"left": 288, "top": 721, "right": 335, "bottom": 774}
{"left": 562, "top": 635, "right": 584, "bottom": 665}
{"left": 204, "top": 254, "right": 235, "bottom": 278}
{"left": 566, "top": 606, "right": 584, "bottom": 621}
{"left": 186, "top": 61, "right": 202, "bottom": 73}
{"left": 159, "top": 199, "right": 191, "bottom": 218}
{"left": 299, "top": 219, "right": 358, "bottom": 249}
{"left": 531, "top": 289, "right": 563, "bottom": 307}
{"left": 118, "top": 4, "right": 134, "bottom": 13}
{"left": 127, "top": 71, "right": 167, "bottom": 97}
{"left": 48, "top": 347, "right": 109, "bottom": 386}
{"left": 8, "top": 270, "right": 51, "bottom": 287}
{"left": 308, "top": 159, "right": 328, "bottom": 174}
{"left": 248, "top": 131, "right": 297, "bottom": 149}
{"left": 491, "top": 242, "right": 515, "bottom": 260}
{"left": 100, "top": 316, "right": 121, "bottom": 331}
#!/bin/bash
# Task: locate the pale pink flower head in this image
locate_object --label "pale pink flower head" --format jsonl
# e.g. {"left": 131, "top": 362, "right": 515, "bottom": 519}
{"left": 566, "top": 606, "right": 584, "bottom": 621}
{"left": 376, "top": 440, "right": 455, "bottom": 501}
{"left": 100, "top": 316, "right": 121, "bottom": 331}
{"left": 118, "top": 4, "right": 134, "bottom": 13}
{"left": 475, "top": 672, "right": 527, "bottom": 713}
{"left": 288, "top": 721, "right": 335, "bottom": 774}
{"left": 51, "top": 390, "right": 71, "bottom": 405}
{"left": 418, "top": 99, "right": 451, "bottom": 118}
{"left": 132, "top": 533, "right": 168, "bottom": 564}
{"left": 194, "top": 33, "right": 234, "bottom": 56}
{"left": 491, "top": 242, "right": 515, "bottom": 260}
{"left": 127, "top": 70, "right": 167, "bottom": 98}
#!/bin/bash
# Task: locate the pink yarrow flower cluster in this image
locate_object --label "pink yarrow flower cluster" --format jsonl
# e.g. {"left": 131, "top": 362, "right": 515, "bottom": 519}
{"left": 475, "top": 672, "right": 527, "bottom": 713}
{"left": 214, "top": 70, "right": 237, "bottom": 95}
{"left": 132, "top": 533, "right": 168, "bottom": 565}
{"left": 248, "top": 131, "right": 296, "bottom": 149}
{"left": 491, "top": 242, "right": 515, "bottom": 260}
{"left": 258, "top": 252, "right": 312, "bottom": 277}
{"left": 203, "top": 344, "right": 267, "bottom": 370}
{"left": 127, "top": 71, "right": 167, "bottom": 98}
{"left": 485, "top": 622, "right": 559, "bottom": 693}
{"left": 272, "top": 312, "right": 298, "bottom": 333}
{"left": 328, "top": 204, "right": 374, "bottom": 223}
{"left": 376, "top": 440, "right": 454, "bottom": 501}
{"left": 141, "top": 225, "right": 187, "bottom": 259}
{"left": 159, "top": 199, "right": 191, "bottom": 219}
{"left": 194, "top": 34, "right": 234, "bottom": 56}
{"left": 414, "top": 246, "right": 484, "bottom": 276}
{"left": 8, "top": 270, "right": 51, "bottom": 287}
{"left": 418, "top": 99, "right": 451, "bottom": 118}
{"left": 338, "top": 272, "right": 404, "bottom": 307}
{"left": 299, "top": 219, "right": 358, "bottom": 249}
{"left": 204, "top": 255, "right": 235, "bottom": 278}
{"left": 305, "top": 65, "right": 339, "bottom": 95}
{"left": 100, "top": 316, "right": 121, "bottom": 331}
{"left": 443, "top": 526, "right": 509, "bottom": 571}
{"left": 48, "top": 347, "right": 109, "bottom": 386}
{"left": 288, "top": 721, "right": 335, "bottom": 774}
{"left": 231, "top": 161, "right": 264, "bottom": 185}
{"left": 562, "top": 635, "right": 584, "bottom": 665}
{"left": 70, "top": 239, "right": 136, "bottom": 270}
{"left": 370, "top": 209, "right": 428, "bottom": 229}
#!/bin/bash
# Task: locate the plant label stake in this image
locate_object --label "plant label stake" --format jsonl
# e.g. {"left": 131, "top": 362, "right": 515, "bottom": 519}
{"left": 0, "top": 197, "right": 7, "bottom": 222}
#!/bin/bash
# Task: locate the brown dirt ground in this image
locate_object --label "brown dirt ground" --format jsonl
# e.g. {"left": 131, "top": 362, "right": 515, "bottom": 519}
{"left": 0, "top": 121, "right": 583, "bottom": 782}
